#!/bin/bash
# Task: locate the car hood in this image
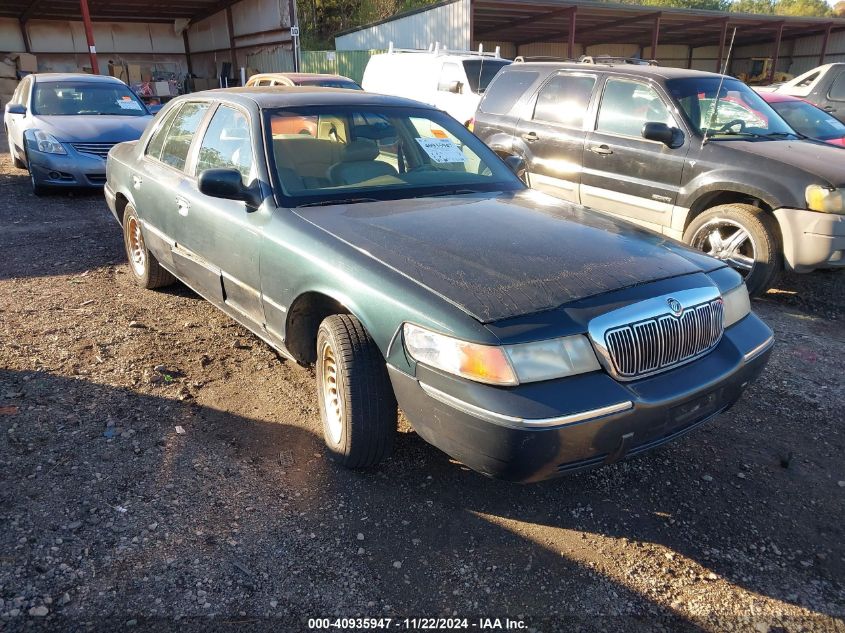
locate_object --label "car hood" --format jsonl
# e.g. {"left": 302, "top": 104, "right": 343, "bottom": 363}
{"left": 295, "top": 190, "right": 723, "bottom": 323}
{"left": 718, "top": 138, "right": 845, "bottom": 186}
{"left": 33, "top": 115, "right": 152, "bottom": 143}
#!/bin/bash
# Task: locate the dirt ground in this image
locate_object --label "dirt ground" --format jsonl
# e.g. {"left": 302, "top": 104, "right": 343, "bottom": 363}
{"left": 0, "top": 131, "right": 843, "bottom": 633}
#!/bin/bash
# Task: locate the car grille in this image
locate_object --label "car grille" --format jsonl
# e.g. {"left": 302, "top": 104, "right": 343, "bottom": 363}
{"left": 603, "top": 298, "right": 724, "bottom": 380}
{"left": 71, "top": 142, "right": 116, "bottom": 159}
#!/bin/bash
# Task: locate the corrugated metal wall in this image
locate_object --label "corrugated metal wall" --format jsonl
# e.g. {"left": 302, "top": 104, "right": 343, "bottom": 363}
{"left": 245, "top": 49, "right": 384, "bottom": 83}
{"left": 335, "top": 0, "right": 470, "bottom": 51}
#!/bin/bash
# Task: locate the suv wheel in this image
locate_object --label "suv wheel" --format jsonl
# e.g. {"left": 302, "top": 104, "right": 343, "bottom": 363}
{"left": 122, "top": 205, "right": 176, "bottom": 289}
{"left": 684, "top": 203, "right": 782, "bottom": 296}
{"left": 316, "top": 314, "right": 397, "bottom": 469}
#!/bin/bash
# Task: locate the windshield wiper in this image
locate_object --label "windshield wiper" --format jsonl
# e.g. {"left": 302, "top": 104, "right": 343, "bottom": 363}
{"left": 425, "top": 188, "right": 480, "bottom": 197}
{"left": 760, "top": 131, "right": 804, "bottom": 139}
{"left": 296, "top": 197, "right": 378, "bottom": 208}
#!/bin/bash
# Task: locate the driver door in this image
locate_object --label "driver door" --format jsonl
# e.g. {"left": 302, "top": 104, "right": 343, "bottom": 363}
{"left": 580, "top": 77, "right": 689, "bottom": 233}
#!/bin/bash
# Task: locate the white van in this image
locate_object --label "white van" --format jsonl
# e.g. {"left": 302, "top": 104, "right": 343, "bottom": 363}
{"left": 362, "top": 44, "right": 511, "bottom": 125}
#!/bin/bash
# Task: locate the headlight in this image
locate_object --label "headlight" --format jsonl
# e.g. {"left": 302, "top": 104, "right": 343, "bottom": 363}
{"left": 805, "top": 184, "right": 845, "bottom": 214}
{"left": 722, "top": 283, "right": 751, "bottom": 328}
{"left": 26, "top": 130, "right": 67, "bottom": 155}
{"left": 403, "top": 323, "right": 600, "bottom": 386}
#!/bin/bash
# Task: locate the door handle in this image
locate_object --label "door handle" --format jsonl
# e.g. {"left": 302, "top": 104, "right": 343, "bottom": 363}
{"left": 590, "top": 144, "right": 613, "bottom": 155}
{"left": 176, "top": 197, "right": 190, "bottom": 217}
{"left": 132, "top": 175, "right": 142, "bottom": 190}
{"left": 521, "top": 131, "right": 539, "bottom": 143}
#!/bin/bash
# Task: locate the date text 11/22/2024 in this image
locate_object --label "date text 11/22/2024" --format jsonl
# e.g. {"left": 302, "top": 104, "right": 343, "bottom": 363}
{"left": 307, "top": 617, "right": 527, "bottom": 630}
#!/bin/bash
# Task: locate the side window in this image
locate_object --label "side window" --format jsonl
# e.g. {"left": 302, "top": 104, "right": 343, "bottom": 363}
{"left": 146, "top": 104, "right": 182, "bottom": 160}
{"left": 828, "top": 73, "right": 845, "bottom": 101}
{"left": 532, "top": 74, "right": 596, "bottom": 128}
{"left": 478, "top": 71, "right": 539, "bottom": 115}
{"left": 158, "top": 101, "right": 211, "bottom": 170}
{"left": 597, "top": 78, "right": 673, "bottom": 138}
{"left": 195, "top": 105, "right": 254, "bottom": 185}
{"left": 438, "top": 62, "right": 464, "bottom": 92}
{"left": 796, "top": 71, "right": 819, "bottom": 89}
{"left": 14, "top": 77, "right": 30, "bottom": 105}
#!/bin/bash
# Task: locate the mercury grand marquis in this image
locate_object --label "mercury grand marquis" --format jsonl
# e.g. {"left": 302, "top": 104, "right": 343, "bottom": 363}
{"left": 104, "top": 87, "right": 774, "bottom": 482}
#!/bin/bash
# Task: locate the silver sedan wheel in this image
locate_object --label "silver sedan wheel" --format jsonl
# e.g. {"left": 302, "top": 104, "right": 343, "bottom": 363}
{"left": 690, "top": 219, "right": 756, "bottom": 276}
{"left": 320, "top": 339, "right": 344, "bottom": 445}
{"left": 126, "top": 215, "right": 147, "bottom": 277}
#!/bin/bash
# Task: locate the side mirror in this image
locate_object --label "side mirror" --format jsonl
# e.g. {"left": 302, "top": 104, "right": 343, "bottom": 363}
{"left": 198, "top": 168, "right": 262, "bottom": 208}
{"left": 438, "top": 80, "right": 462, "bottom": 94}
{"left": 642, "top": 122, "right": 683, "bottom": 148}
{"left": 6, "top": 103, "right": 26, "bottom": 115}
{"left": 504, "top": 155, "right": 527, "bottom": 181}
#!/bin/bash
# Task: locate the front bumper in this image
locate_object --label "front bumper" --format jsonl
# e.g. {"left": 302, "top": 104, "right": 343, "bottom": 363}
{"left": 27, "top": 147, "right": 107, "bottom": 189}
{"left": 390, "top": 313, "right": 773, "bottom": 482}
{"left": 774, "top": 208, "right": 845, "bottom": 272}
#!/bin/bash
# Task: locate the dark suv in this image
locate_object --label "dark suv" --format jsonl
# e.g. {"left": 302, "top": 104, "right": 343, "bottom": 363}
{"left": 472, "top": 61, "right": 845, "bottom": 294}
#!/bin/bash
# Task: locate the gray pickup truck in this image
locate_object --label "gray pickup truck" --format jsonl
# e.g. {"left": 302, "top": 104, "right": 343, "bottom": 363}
{"left": 473, "top": 60, "right": 845, "bottom": 295}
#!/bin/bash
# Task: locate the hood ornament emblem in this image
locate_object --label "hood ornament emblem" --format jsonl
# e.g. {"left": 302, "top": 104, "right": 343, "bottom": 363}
{"left": 667, "top": 297, "right": 683, "bottom": 316}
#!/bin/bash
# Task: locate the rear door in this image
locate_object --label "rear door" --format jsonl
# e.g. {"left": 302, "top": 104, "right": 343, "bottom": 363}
{"left": 513, "top": 71, "right": 596, "bottom": 204}
{"left": 580, "top": 76, "right": 689, "bottom": 233}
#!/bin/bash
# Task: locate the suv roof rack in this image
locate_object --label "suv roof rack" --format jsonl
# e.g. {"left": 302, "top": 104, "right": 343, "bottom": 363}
{"left": 513, "top": 56, "right": 574, "bottom": 63}
{"left": 386, "top": 41, "right": 502, "bottom": 58}
{"left": 578, "top": 55, "right": 658, "bottom": 66}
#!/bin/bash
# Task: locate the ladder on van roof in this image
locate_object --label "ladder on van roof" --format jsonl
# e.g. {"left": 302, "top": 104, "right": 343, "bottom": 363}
{"left": 386, "top": 41, "right": 502, "bottom": 58}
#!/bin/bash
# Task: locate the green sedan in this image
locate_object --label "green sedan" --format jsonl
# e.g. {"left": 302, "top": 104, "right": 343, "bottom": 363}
{"left": 104, "top": 87, "right": 773, "bottom": 482}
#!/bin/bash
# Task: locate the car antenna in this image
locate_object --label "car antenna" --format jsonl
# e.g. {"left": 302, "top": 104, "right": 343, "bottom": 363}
{"left": 701, "top": 27, "right": 736, "bottom": 149}
{"left": 477, "top": 43, "right": 484, "bottom": 93}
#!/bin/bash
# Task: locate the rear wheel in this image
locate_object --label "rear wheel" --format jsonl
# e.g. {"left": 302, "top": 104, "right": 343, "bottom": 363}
{"left": 316, "top": 314, "right": 397, "bottom": 468}
{"left": 684, "top": 203, "right": 782, "bottom": 296}
{"left": 122, "top": 205, "right": 176, "bottom": 289}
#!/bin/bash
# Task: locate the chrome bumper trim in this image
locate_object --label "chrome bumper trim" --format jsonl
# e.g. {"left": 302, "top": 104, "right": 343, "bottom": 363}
{"left": 419, "top": 382, "right": 633, "bottom": 429}
{"left": 743, "top": 335, "right": 774, "bottom": 363}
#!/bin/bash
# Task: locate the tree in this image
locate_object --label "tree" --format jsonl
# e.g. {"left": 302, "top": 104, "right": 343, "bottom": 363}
{"left": 729, "top": 0, "right": 832, "bottom": 14}
{"left": 834, "top": 0, "right": 845, "bottom": 16}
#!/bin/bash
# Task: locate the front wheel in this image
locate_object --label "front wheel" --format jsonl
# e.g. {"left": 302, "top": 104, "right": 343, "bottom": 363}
{"left": 684, "top": 203, "right": 782, "bottom": 296}
{"left": 25, "top": 153, "right": 47, "bottom": 196}
{"left": 316, "top": 314, "right": 397, "bottom": 469}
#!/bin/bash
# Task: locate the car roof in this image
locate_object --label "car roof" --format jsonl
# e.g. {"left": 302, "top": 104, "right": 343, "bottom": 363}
{"left": 251, "top": 72, "right": 354, "bottom": 82}
{"left": 31, "top": 72, "right": 125, "bottom": 84}
{"left": 188, "top": 86, "right": 434, "bottom": 110}
{"left": 508, "top": 61, "right": 725, "bottom": 81}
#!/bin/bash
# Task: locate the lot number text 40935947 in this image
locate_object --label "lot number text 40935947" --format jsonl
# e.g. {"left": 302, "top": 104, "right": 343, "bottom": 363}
{"left": 307, "top": 617, "right": 527, "bottom": 630}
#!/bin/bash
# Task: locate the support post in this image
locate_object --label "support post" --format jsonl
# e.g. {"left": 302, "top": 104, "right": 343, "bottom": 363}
{"left": 183, "top": 30, "right": 193, "bottom": 78}
{"left": 769, "top": 21, "right": 783, "bottom": 84}
{"left": 568, "top": 7, "right": 577, "bottom": 60}
{"left": 650, "top": 13, "right": 661, "bottom": 61}
{"left": 79, "top": 0, "right": 100, "bottom": 74}
{"left": 226, "top": 5, "right": 237, "bottom": 84}
{"left": 820, "top": 22, "right": 832, "bottom": 65}
{"left": 716, "top": 18, "right": 728, "bottom": 73}
{"left": 18, "top": 19, "right": 31, "bottom": 53}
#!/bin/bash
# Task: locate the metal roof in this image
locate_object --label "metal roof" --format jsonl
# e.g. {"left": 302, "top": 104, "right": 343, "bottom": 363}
{"left": 473, "top": 0, "right": 845, "bottom": 48}
{"left": 0, "top": 0, "right": 241, "bottom": 24}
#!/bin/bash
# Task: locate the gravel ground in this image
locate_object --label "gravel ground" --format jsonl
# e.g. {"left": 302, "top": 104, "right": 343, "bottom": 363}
{"left": 0, "top": 132, "right": 843, "bottom": 633}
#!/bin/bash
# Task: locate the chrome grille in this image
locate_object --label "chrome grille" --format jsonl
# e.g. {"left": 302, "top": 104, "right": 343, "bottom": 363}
{"left": 604, "top": 299, "right": 723, "bottom": 380}
{"left": 71, "top": 142, "right": 116, "bottom": 159}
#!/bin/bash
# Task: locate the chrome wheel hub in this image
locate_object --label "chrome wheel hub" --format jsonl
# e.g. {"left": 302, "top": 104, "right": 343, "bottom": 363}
{"left": 320, "top": 340, "right": 343, "bottom": 444}
{"left": 691, "top": 219, "right": 755, "bottom": 275}
{"left": 126, "top": 216, "right": 147, "bottom": 276}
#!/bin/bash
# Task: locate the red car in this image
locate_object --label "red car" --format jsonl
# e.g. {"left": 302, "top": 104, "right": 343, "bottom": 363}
{"left": 760, "top": 91, "right": 845, "bottom": 147}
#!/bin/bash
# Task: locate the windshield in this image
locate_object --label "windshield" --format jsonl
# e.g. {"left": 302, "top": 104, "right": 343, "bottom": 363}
{"left": 297, "top": 78, "right": 362, "bottom": 90}
{"left": 769, "top": 100, "right": 845, "bottom": 141}
{"left": 32, "top": 81, "right": 148, "bottom": 116}
{"left": 265, "top": 105, "right": 523, "bottom": 206}
{"left": 666, "top": 77, "right": 795, "bottom": 138}
{"left": 463, "top": 60, "right": 511, "bottom": 93}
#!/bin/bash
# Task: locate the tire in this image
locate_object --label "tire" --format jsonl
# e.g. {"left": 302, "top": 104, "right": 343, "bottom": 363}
{"left": 8, "top": 134, "right": 25, "bottom": 169}
{"left": 683, "top": 203, "right": 782, "bottom": 296}
{"left": 25, "top": 152, "right": 47, "bottom": 196}
{"left": 122, "top": 204, "right": 176, "bottom": 289}
{"left": 316, "top": 314, "right": 397, "bottom": 469}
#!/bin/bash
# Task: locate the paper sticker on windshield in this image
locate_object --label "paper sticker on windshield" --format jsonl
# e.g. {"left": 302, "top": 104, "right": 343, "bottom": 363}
{"left": 117, "top": 100, "right": 142, "bottom": 110}
{"left": 415, "top": 137, "right": 465, "bottom": 163}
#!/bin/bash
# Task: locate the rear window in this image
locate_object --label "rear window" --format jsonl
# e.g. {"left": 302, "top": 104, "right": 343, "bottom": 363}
{"left": 478, "top": 70, "right": 539, "bottom": 116}
{"left": 462, "top": 59, "right": 511, "bottom": 94}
